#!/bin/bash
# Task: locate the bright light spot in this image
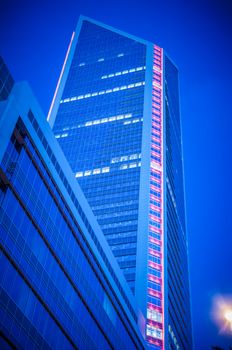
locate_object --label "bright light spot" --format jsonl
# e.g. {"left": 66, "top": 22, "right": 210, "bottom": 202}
{"left": 225, "top": 311, "right": 232, "bottom": 325}
{"left": 211, "top": 294, "right": 232, "bottom": 334}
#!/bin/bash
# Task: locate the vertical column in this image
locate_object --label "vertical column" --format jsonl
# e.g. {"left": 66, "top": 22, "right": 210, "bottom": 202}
{"left": 146, "top": 45, "right": 164, "bottom": 349}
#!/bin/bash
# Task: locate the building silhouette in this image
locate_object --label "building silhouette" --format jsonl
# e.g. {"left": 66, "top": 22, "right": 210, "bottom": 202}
{"left": 48, "top": 16, "right": 193, "bottom": 350}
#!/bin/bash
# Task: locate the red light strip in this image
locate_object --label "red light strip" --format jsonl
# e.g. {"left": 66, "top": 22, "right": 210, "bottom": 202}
{"left": 146, "top": 45, "right": 164, "bottom": 349}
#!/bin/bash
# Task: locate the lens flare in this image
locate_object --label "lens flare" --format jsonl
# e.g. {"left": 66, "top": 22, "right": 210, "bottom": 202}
{"left": 211, "top": 295, "right": 232, "bottom": 335}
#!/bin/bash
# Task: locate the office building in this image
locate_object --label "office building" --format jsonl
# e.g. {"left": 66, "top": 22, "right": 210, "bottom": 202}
{"left": 48, "top": 17, "right": 193, "bottom": 349}
{"left": 0, "top": 68, "right": 147, "bottom": 349}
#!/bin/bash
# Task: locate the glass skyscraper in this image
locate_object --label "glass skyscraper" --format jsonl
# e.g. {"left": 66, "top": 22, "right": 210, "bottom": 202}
{"left": 48, "top": 17, "right": 193, "bottom": 350}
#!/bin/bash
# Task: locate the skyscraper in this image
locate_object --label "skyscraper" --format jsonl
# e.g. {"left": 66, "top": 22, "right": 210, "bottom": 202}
{"left": 48, "top": 16, "right": 193, "bottom": 349}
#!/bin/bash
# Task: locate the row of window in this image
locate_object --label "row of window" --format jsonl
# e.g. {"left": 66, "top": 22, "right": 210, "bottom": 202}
{"left": 92, "top": 200, "right": 138, "bottom": 211}
{"left": 123, "top": 118, "right": 143, "bottom": 125}
{"left": 75, "top": 167, "right": 110, "bottom": 178}
{"left": 78, "top": 53, "right": 125, "bottom": 67}
{"left": 96, "top": 209, "right": 138, "bottom": 220}
{"left": 75, "top": 161, "right": 141, "bottom": 178}
{"left": 168, "top": 324, "right": 181, "bottom": 350}
{"left": 55, "top": 117, "right": 143, "bottom": 139}
{"left": 61, "top": 113, "right": 133, "bottom": 132}
{"left": 101, "top": 66, "right": 146, "bottom": 79}
{"left": 120, "top": 162, "right": 141, "bottom": 170}
{"left": 60, "top": 82, "right": 145, "bottom": 104}
{"left": 101, "top": 220, "right": 138, "bottom": 230}
{"left": 111, "top": 153, "right": 141, "bottom": 164}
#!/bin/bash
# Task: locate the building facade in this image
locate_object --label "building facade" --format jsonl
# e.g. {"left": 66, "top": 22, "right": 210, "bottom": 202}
{"left": 0, "top": 76, "right": 147, "bottom": 349}
{"left": 48, "top": 17, "right": 193, "bottom": 350}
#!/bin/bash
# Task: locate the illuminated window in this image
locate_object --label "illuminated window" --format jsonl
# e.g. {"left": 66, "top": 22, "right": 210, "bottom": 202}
{"left": 60, "top": 83, "right": 145, "bottom": 103}
{"left": 146, "top": 325, "right": 162, "bottom": 339}
{"left": 85, "top": 121, "right": 92, "bottom": 126}
{"left": 101, "top": 118, "right": 108, "bottom": 123}
{"left": 75, "top": 172, "right": 83, "bottom": 178}
{"left": 102, "top": 167, "right": 110, "bottom": 173}
{"left": 93, "top": 168, "right": 101, "bottom": 174}
{"left": 100, "top": 66, "right": 146, "bottom": 80}
{"left": 84, "top": 170, "right": 92, "bottom": 176}
{"left": 147, "top": 309, "right": 162, "bottom": 323}
{"left": 120, "top": 164, "right": 128, "bottom": 170}
{"left": 129, "top": 163, "right": 137, "bottom": 168}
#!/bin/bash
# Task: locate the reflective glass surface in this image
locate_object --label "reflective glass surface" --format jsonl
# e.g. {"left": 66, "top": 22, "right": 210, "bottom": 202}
{"left": 53, "top": 20, "right": 147, "bottom": 292}
{"left": 0, "top": 119, "right": 144, "bottom": 349}
{"left": 164, "top": 55, "right": 193, "bottom": 350}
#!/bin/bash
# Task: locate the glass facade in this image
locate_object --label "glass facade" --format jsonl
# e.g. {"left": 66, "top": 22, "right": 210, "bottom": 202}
{"left": 48, "top": 16, "right": 193, "bottom": 350}
{"left": 52, "top": 20, "right": 146, "bottom": 293}
{"left": 164, "top": 56, "right": 192, "bottom": 350}
{"left": 0, "top": 83, "right": 146, "bottom": 349}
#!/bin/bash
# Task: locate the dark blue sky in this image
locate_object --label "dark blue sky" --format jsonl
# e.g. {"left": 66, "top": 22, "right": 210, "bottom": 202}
{"left": 1, "top": 0, "right": 232, "bottom": 348}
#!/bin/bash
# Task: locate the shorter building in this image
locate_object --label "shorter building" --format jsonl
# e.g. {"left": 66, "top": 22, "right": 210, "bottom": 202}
{"left": 0, "top": 74, "right": 147, "bottom": 349}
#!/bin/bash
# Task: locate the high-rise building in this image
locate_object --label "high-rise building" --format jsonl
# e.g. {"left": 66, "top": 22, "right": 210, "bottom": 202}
{"left": 48, "top": 17, "right": 193, "bottom": 350}
{"left": 0, "top": 65, "right": 147, "bottom": 349}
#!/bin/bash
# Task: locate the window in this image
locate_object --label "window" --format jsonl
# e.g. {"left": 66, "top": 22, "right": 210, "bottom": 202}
{"left": 146, "top": 325, "right": 162, "bottom": 339}
{"left": 147, "top": 309, "right": 162, "bottom": 323}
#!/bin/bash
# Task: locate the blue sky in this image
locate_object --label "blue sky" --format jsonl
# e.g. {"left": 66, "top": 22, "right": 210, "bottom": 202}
{"left": 1, "top": 0, "right": 232, "bottom": 348}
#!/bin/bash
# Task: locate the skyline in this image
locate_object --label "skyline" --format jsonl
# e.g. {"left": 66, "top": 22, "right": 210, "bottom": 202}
{"left": 1, "top": 0, "right": 232, "bottom": 348}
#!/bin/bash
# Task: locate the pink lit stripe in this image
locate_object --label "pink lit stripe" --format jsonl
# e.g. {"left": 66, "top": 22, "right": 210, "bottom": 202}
{"left": 147, "top": 45, "right": 164, "bottom": 349}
